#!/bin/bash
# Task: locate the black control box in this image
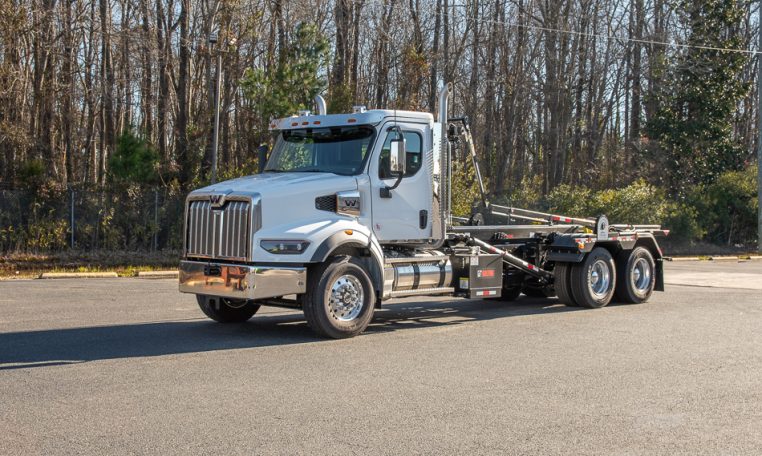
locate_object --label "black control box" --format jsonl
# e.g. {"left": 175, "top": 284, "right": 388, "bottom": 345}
{"left": 451, "top": 252, "right": 503, "bottom": 299}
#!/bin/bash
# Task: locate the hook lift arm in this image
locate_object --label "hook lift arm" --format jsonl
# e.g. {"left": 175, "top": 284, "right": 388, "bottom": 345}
{"left": 456, "top": 235, "right": 554, "bottom": 284}
{"left": 448, "top": 117, "right": 489, "bottom": 209}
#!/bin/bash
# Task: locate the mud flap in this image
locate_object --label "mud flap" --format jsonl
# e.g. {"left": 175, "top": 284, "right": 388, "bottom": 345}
{"left": 655, "top": 258, "right": 665, "bottom": 292}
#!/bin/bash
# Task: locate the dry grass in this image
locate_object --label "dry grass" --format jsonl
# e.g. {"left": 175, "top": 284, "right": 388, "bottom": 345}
{"left": 0, "top": 250, "right": 179, "bottom": 279}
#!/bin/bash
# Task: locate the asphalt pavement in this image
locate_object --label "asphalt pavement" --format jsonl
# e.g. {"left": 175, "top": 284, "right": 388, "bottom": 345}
{"left": 1, "top": 261, "right": 761, "bottom": 455}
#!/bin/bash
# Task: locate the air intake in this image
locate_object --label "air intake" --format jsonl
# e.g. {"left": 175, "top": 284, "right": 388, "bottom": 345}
{"left": 315, "top": 195, "right": 337, "bottom": 212}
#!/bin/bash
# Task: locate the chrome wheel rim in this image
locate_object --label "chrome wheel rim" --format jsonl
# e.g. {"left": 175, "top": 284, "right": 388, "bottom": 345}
{"left": 631, "top": 258, "right": 652, "bottom": 292}
{"left": 588, "top": 260, "right": 611, "bottom": 298}
{"left": 328, "top": 275, "right": 364, "bottom": 321}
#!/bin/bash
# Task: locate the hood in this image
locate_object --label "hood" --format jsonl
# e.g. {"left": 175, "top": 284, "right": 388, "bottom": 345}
{"left": 191, "top": 172, "right": 358, "bottom": 200}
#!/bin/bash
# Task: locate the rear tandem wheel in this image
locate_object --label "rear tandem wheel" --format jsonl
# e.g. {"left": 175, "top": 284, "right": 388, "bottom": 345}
{"left": 569, "top": 247, "right": 617, "bottom": 308}
{"left": 615, "top": 247, "right": 656, "bottom": 304}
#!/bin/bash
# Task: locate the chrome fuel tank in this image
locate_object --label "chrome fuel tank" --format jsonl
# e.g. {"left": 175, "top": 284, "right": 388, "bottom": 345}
{"left": 386, "top": 258, "right": 453, "bottom": 292}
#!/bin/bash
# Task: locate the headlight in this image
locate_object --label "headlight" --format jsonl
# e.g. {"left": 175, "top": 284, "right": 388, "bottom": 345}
{"left": 260, "top": 240, "right": 310, "bottom": 255}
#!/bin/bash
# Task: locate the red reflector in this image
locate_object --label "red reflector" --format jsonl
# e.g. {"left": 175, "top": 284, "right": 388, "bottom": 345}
{"left": 313, "top": 121, "right": 321, "bottom": 125}
{"left": 302, "top": 121, "right": 309, "bottom": 125}
{"left": 477, "top": 269, "right": 495, "bottom": 278}
{"left": 527, "top": 264, "right": 536, "bottom": 270}
{"left": 291, "top": 122, "right": 298, "bottom": 127}
{"left": 347, "top": 118, "right": 357, "bottom": 123}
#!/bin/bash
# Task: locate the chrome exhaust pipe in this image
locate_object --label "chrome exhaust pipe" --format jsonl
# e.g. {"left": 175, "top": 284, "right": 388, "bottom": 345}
{"left": 314, "top": 95, "right": 327, "bottom": 116}
{"left": 432, "top": 83, "right": 452, "bottom": 249}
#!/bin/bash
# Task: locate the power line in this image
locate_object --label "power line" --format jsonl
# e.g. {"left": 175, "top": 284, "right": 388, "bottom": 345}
{"left": 355, "top": 0, "right": 761, "bottom": 56}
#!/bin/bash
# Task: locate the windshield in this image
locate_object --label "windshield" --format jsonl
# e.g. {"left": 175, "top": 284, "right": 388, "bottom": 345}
{"left": 265, "top": 126, "right": 376, "bottom": 176}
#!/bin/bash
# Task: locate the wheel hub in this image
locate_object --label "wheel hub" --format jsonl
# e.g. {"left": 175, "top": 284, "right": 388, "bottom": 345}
{"left": 631, "top": 258, "right": 652, "bottom": 292}
{"left": 329, "top": 275, "right": 364, "bottom": 321}
{"left": 588, "top": 260, "right": 611, "bottom": 298}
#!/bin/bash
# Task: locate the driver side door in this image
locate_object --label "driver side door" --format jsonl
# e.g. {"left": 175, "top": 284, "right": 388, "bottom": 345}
{"left": 368, "top": 122, "right": 432, "bottom": 242}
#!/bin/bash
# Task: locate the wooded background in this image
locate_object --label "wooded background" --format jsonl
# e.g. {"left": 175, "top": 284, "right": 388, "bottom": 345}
{"left": 0, "top": 0, "right": 760, "bottom": 251}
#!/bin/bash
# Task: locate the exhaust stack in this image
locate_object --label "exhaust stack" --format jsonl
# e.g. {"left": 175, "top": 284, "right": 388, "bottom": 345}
{"left": 314, "top": 95, "right": 327, "bottom": 116}
{"left": 432, "top": 83, "right": 452, "bottom": 249}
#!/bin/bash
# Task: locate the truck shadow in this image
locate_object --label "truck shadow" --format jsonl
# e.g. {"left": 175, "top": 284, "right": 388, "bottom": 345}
{"left": 0, "top": 297, "right": 582, "bottom": 370}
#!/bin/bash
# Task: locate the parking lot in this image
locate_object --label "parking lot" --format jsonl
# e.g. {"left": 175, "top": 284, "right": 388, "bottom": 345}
{"left": 1, "top": 260, "right": 761, "bottom": 455}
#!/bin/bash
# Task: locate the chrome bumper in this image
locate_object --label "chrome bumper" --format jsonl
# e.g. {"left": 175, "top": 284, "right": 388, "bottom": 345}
{"left": 178, "top": 260, "right": 307, "bottom": 300}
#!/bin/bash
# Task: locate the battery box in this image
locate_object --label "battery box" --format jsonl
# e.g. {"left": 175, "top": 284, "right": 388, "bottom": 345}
{"left": 451, "top": 252, "right": 503, "bottom": 299}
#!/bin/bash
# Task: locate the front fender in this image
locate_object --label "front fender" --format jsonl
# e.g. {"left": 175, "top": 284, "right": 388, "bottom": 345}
{"left": 309, "top": 225, "right": 385, "bottom": 300}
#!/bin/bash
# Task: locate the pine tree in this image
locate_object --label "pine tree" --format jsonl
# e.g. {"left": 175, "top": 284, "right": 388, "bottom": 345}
{"left": 646, "top": 0, "right": 749, "bottom": 196}
{"left": 240, "top": 23, "right": 329, "bottom": 138}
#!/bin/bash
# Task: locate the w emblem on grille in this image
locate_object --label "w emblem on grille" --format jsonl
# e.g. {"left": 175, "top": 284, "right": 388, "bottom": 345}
{"left": 209, "top": 194, "right": 225, "bottom": 207}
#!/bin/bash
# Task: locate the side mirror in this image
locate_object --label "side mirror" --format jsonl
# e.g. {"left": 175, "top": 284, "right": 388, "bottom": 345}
{"left": 389, "top": 137, "right": 406, "bottom": 176}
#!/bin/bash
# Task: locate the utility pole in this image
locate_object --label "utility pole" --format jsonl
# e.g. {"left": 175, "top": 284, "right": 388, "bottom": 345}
{"left": 210, "top": 32, "right": 222, "bottom": 184}
{"left": 758, "top": 1, "right": 762, "bottom": 253}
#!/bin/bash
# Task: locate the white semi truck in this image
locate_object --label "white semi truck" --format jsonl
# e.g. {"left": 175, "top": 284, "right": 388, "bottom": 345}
{"left": 179, "top": 85, "right": 668, "bottom": 338}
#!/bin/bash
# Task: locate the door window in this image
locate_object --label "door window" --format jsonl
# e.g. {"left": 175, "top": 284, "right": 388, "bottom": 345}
{"left": 378, "top": 130, "right": 423, "bottom": 179}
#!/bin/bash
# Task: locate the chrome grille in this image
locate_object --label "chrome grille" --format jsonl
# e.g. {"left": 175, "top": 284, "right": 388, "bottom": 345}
{"left": 186, "top": 199, "right": 252, "bottom": 260}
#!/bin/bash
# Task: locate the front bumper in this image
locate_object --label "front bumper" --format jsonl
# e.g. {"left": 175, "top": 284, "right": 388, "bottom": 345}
{"left": 179, "top": 260, "right": 307, "bottom": 300}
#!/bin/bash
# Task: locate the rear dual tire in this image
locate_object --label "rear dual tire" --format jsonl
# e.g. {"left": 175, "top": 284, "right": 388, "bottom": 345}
{"left": 570, "top": 247, "right": 617, "bottom": 308}
{"left": 554, "top": 262, "right": 578, "bottom": 307}
{"left": 615, "top": 247, "right": 656, "bottom": 304}
{"left": 555, "top": 246, "right": 656, "bottom": 308}
{"left": 555, "top": 248, "right": 616, "bottom": 308}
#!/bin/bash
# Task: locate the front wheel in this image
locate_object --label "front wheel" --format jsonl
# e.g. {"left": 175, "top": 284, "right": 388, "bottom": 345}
{"left": 303, "top": 256, "right": 375, "bottom": 339}
{"left": 196, "top": 295, "right": 260, "bottom": 323}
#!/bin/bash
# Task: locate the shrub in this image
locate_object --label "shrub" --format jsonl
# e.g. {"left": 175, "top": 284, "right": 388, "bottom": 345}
{"left": 689, "top": 165, "right": 757, "bottom": 245}
{"left": 546, "top": 180, "right": 704, "bottom": 242}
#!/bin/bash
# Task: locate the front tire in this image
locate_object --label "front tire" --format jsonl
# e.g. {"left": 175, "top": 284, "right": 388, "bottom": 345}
{"left": 303, "top": 256, "right": 375, "bottom": 339}
{"left": 570, "top": 248, "right": 616, "bottom": 308}
{"left": 196, "top": 295, "right": 260, "bottom": 323}
{"left": 615, "top": 247, "right": 656, "bottom": 304}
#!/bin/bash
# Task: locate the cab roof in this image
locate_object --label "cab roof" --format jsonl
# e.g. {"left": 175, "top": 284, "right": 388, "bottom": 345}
{"left": 269, "top": 109, "right": 434, "bottom": 131}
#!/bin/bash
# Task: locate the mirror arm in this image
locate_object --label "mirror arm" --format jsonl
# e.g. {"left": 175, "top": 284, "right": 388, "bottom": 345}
{"left": 380, "top": 172, "right": 403, "bottom": 198}
{"left": 381, "top": 125, "right": 405, "bottom": 198}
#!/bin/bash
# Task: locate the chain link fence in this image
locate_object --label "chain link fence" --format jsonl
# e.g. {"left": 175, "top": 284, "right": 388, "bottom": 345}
{"left": 0, "top": 185, "right": 186, "bottom": 253}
